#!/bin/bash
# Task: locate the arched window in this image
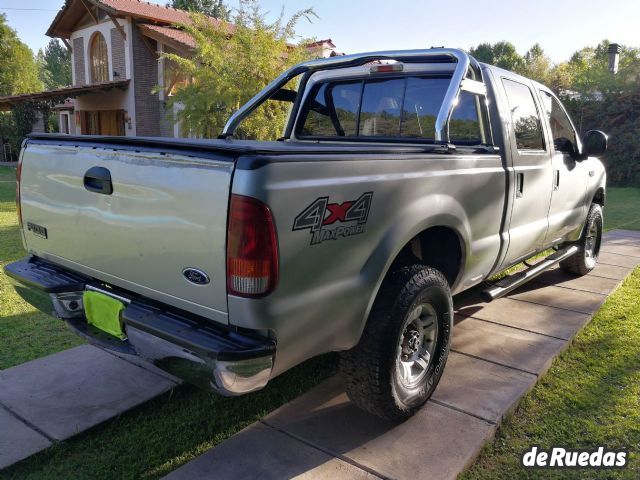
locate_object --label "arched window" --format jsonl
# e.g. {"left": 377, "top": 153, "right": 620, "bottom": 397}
{"left": 90, "top": 33, "right": 109, "bottom": 83}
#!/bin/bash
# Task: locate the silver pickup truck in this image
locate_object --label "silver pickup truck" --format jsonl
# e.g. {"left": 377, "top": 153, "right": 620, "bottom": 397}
{"left": 5, "top": 48, "right": 608, "bottom": 421}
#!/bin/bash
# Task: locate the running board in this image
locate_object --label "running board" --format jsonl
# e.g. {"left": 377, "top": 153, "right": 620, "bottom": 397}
{"left": 481, "top": 246, "right": 579, "bottom": 302}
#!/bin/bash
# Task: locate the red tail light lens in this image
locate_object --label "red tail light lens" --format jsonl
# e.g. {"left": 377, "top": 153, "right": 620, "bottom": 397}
{"left": 16, "top": 153, "right": 23, "bottom": 228}
{"left": 227, "top": 194, "right": 279, "bottom": 297}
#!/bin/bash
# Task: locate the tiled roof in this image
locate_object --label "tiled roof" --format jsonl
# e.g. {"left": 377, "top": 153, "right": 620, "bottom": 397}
{"left": 138, "top": 24, "right": 196, "bottom": 49}
{"left": 306, "top": 39, "right": 336, "bottom": 49}
{"left": 95, "top": 0, "right": 196, "bottom": 25}
{"left": 47, "top": 0, "right": 226, "bottom": 38}
{"left": 46, "top": 0, "right": 334, "bottom": 54}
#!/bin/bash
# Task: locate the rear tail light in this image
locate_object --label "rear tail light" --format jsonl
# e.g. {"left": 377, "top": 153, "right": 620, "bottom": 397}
{"left": 16, "top": 152, "right": 23, "bottom": 228}
{"left": 227, "top": 194, "right": 279, "bottom": 297}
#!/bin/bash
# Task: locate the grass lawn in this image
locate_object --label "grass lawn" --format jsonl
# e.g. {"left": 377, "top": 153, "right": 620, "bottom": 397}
{"left": 0, "top": 167, "right": 81, "bottom": 370}
{"left": 603, "top": 187, "right": 640, "bottom": 231}
{"left": 1, "top": 163, "right": 639, "bottom": 479}
{"left": 463, "top": 267, "right": 640, "bottom": 480}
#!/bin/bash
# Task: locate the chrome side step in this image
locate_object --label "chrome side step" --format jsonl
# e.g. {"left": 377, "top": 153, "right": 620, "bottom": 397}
{"left": 481, "top": 246, "right": 579, "bottom": 302}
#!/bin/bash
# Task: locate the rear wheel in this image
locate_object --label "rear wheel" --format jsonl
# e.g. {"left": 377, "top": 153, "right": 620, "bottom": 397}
{"left": 560, "top": 203, "right": 603, "bottom": 275}
{"left": 340, "top": 265, "right": 453, "bottom": 421}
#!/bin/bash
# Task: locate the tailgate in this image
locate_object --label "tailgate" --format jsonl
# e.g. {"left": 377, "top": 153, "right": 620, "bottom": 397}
{"left": 19, "top": 140, "right": 234, "bottom": 323}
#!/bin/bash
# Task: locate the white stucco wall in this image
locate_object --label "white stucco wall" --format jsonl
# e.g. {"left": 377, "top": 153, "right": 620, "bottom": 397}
{"left": 70, "top": 18, "right": 129, "bottom": 83}
{"left": 69, "top": 16, "right": 137, "bottom": 136}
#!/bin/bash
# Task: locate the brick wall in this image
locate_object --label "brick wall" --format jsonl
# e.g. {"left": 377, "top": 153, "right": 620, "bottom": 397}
{"left": 110, "top": 28, "right": 126, "bottom": 79}
{"left": 73, "top": 37, "right": 85, "bottom": 85}
{"left": 132, "top": 27, "right": 160, "bottom": 136}
{"left": 159, "top": 102, "right": 174, "bottom": 137}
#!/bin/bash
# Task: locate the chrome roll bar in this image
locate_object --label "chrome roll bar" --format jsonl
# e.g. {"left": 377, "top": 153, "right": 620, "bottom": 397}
{"left": 221, "top": 48, "right": 484, "bottom": 143}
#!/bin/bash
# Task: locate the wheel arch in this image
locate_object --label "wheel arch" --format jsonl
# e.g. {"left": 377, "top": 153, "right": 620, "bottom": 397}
{"left": 357, "top": 210, "right": 469, "bottom": 345}
{"left": 593, "top": 187, "right": 606, "bottom": 207}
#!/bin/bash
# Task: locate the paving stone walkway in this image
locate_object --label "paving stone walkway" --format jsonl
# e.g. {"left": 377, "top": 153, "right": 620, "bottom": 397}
{"left": 165, "top": 229, "right": 640, "bottom": 480}
{"left": 0, "top": 345, "right": 178, "bottom": 469}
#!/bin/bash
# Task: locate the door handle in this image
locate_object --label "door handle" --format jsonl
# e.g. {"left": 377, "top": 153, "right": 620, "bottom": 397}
{"left": 554, "top": 169, "right": 560, "bottom": 191}
{"left": 516, "top": 173, "right": 524, "bottom": 198}
{"left": 83, "top": 166, "right": 113, "bottom": 195}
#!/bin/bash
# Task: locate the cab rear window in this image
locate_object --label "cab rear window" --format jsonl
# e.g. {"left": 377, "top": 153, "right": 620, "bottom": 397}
{"left": 296, "top": 75, "right": 487, "bottom": 144}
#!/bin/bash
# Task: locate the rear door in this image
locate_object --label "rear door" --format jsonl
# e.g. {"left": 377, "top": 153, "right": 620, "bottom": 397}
{"left": 498, "top": 77, "right": 553, "bottom": 269}
{"left": 538, "top": 89, "right": 589, "bottom": 244}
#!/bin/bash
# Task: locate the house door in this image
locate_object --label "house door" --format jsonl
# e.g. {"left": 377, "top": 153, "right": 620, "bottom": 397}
{"left": 80, "top": 110, "right": 125, "bottom": 136}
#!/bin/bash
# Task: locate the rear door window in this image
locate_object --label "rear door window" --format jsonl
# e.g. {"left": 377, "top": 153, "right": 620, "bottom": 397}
{"left": 502, "top": 78, "right": 545, "bottom": 150}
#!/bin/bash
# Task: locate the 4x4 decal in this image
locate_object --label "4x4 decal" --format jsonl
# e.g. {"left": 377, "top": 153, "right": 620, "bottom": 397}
{"left": 293, "top": 192, "right": 373, "bottom": 245}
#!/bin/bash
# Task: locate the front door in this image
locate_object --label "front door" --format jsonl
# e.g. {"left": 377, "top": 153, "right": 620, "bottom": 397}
{"left": 499, "top": 77, "right": 554, "bottom": 269}
{"left": 538, "top": 90, "right": 588, "bottom": 245}
{"left": 80, "top": 110, "right": 125, "bottom": 136}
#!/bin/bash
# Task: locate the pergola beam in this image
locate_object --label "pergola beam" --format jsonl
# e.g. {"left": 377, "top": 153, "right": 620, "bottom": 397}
{"left": 134, "top": 22, "right": 158, "bottom": 59}
{"left": 107, "top": 12, "right": 127, "bottom": 40}
{"left": 80, "top": 0, "right": 98, "bottom": 24}
{"left": 61, "top": 38, "right": 73, "bottom": 53}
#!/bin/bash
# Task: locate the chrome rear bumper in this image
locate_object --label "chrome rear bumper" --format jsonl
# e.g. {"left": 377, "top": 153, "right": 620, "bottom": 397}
{"left": 4, "top": 256, "right": 275, "bottom": 396}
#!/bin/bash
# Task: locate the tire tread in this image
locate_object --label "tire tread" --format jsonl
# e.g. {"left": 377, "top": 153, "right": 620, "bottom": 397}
{"left": 340, "top": 265, "right": 451, "bottom": 421}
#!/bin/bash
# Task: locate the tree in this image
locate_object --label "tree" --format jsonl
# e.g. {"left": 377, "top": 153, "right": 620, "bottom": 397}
{"left": 164, "top": 0, "right": 316, "bottom": 140}
{"left": 170, "top": 0, "right": 230, "bottom": 20}
{"left": 0, "top": 14, "right": 43, "bottom": 159}
{"left": 564, "top": 40, "right": 640, "bottom": 94}
{"left": 560, "top": 41, "right": 640, "bottom": 186}
{"left": 0, "top": 14, "right": 43, "bottom": 96}
{"left": 469, "top": 41, "right": 524, "bottom": 72}
{"left": 39, "top": 39, "right": 72, "bottom": 90}
{"left": 522, "top": 43, "right": 552, "bottom": 85}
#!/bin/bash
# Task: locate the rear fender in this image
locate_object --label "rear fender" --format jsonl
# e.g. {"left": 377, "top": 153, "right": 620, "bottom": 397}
{"left": 358, "top": 194, "right": 470, "bottom": 339}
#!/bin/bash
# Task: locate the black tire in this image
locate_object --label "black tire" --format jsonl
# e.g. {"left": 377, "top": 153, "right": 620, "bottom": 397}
{"left": 340, "top": 265, "right": 453, "bottom": 421}
{"left": 560, "top": 203, "right": 603, "bottom": 276}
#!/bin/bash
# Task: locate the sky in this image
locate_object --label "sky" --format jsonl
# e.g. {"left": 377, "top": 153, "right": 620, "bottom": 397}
{"left": 1, "top": 0, "right": 639, "bottom": 63}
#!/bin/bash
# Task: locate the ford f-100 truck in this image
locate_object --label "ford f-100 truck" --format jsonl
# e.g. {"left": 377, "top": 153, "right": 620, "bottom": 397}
{"left": 5, "top": 48, "right": 608, "bottom": 420}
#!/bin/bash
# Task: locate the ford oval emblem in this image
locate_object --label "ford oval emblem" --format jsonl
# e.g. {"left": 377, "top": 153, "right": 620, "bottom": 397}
{"left": 183, "top": 268, "right": 210, "bottom": 285}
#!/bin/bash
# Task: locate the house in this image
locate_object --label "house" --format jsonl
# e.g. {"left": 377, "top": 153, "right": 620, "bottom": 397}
{"left": 0, "top": 0, "right": 338, "bottom": 139}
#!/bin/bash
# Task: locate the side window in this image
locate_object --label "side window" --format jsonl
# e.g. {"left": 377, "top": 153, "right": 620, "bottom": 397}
{"left": 502, "top": 78, "right": 545, "bottom": 150}
{"left": 449, "top": 91, "right": 486, "bottom": 144}
{"left": 359, "top": 79, "right": 404, "bottom": 137}
{"left": 299, "top": 82, "right": 361, "bottom": 137}
{"left": 540, "top": 91, "right": 577, "bottom": 153}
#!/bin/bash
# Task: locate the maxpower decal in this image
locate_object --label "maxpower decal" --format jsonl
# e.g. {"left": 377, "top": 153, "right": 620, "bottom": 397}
{"left": 293, "top": 192, "right": 373, "bottom": 245}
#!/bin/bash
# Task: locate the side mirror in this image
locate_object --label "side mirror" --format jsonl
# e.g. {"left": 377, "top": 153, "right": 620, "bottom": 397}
{"left": 582, "top": 130, "right": 608, "bottom": 158}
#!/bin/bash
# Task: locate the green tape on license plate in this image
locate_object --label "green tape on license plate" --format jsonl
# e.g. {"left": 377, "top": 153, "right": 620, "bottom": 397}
{"left": 83, "top": 291, "right": 126, "bottom": 340}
